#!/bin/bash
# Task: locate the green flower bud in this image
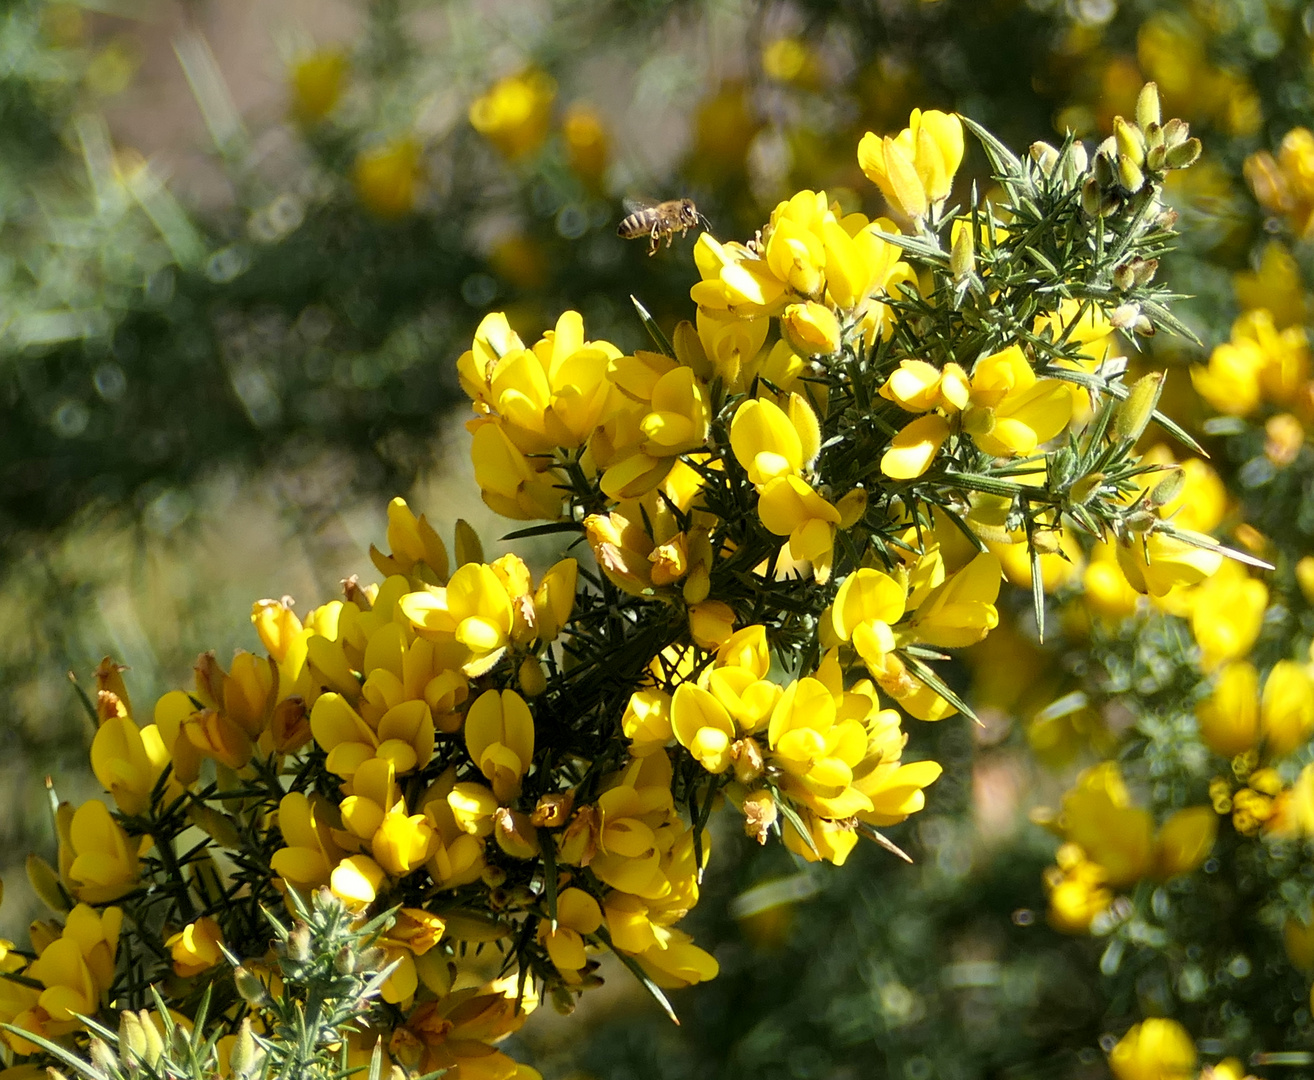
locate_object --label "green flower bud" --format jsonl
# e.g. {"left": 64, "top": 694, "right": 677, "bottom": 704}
{"left": 1114, "top": 372, "right": 1164, "bottom": 443}
{"left": 1136, "top": 82, "right": 1161, "bottom": 131}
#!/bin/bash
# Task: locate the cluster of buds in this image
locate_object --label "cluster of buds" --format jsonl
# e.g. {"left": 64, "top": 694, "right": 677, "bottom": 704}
{"left": 1082, "top": 83, "right": 1202, "bottom": 213}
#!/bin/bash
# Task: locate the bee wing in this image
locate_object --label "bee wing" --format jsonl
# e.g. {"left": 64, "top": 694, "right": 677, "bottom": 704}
{"left": 623, "top": 195, "right": 661, "bottom": 213}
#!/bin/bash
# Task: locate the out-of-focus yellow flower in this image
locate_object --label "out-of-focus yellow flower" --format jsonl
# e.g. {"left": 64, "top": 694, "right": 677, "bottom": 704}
{"left": 465, "top": 689, "right": 535, "bottom": 802}
{"left": 1235, "top": 241, "right": 1306, "bottom": 329}
{"left": 354, "top": 138, "right": 424, "bottom": 219}
{"left": 166, "top": 917, "right": 224, "bottom": 978}
{"left": 562, "top": 103, "right": 609, "bottom": 189}
{"left": 1193, "top": 309, "right": 1310, "bottom": 417}
{"left": 1186, "top": 560, "right": 1267, "bottom": 671}
{"left": 858, "top": 109, "right": 964, "bottom": 221}
{"left": 1196, "top": 662, "right": 1259, "bottom": 758}
{"left": 761, "top": 38, "right": 821, "bottom": 89}
{"left": 1059, "top": 764, "right": 1216, "bottom": 889}
{"left": 1108, "top": 1018, "right": 1197, "bottom": 1080}
{"left": 469, "top": 70, "right": 555, "bottom": 161}
{"left": 1246, "top": 127, "right": 1314, "bottom": 238}
{"left": 1261, "top": 660, "right": 1314, "bottom": 758}
{"left": 1044, "top": 843, "right": 1112, "bottom": 934}
{"left": 289, "top": 50, "right": 348, "bottom": 123}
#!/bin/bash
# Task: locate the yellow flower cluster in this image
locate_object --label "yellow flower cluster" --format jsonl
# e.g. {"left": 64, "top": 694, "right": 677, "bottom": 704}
{"left": 1042, "top": 763, "right": 1216, "bottom": 934}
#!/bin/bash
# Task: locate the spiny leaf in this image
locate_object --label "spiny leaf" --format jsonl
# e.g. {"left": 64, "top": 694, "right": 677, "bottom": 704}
{"left": 591, "top": 925, "right": 681, "bottom": 1025}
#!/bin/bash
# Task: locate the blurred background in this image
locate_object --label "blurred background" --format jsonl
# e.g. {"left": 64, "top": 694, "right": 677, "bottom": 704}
{"left": 2, "top": 0, "right": 1308, "bottom": 1076}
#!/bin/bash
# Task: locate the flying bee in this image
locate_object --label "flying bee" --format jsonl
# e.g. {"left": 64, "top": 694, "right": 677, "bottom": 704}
{"left": 617, "top": 198, "right": 708, "bottom": 255}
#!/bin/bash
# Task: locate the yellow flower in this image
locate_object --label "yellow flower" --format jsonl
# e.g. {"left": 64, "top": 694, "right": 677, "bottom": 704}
{"left": 1261, "top": 659, "right": 1314, "bottom": 758}
{"left": 1044, "top": 845, "right": 1113, "bottom": 934}
{"left": 830, "top": 567, "right": 907, "bottom": 674}
{"left": 329, "top": 854, "right": 387, "bottom": 909}
{"left": 688, "top": 600, "right": 736, "bottom": 650}
{"left": 465, "top": 689, "right": 535, "bottom": 802}
{"left": 1116, "top": 531, "right": 1224, "bottom": 597}
{"left": 400, "top": 562, "right": 515, "bottom": 676}
{"left": 271, "top": 792, "right": 347, "bottom": 892}
{"left": 584, "top": 510, "right": 656, "bottom": 596}
{"left": 730, "top": 395, "right": 819, "bottom": 485}
{"left": 1245, "top": 127, "right": 1314, "bottom": 237}
{"left": 354, "top": 138, "right": 424, "bottom": 219}
{"left": 469, "top": 420, "right": 563, "bottom": 521}
{"left": 622, "top": 688, "right": 674, "bottom": 756}
{"left": 756, "top": 475, "right": 841, "bottom": 581}
{"left": 21, "top": 905, "right": 121, "bottom": 1034}
{"left": 57, "top": 800, "right": 143, "bottom": 904}
{"left": 538, "top": 888, "right": 603, "bottom": 981}
{"left": 289, "top": 50, "right": 347, "bottom": 123}
{"left": 370, "top": 497, "right": 449, "bottom": 583}
{"left": 1196, "top": 662, "right": 1259, "bottom": 758}
{"left": 781, "top": 807, "right": 859, "bottom": 866}
{"left": 907, "top": 552, "right": 1001, "bottom": 649}
{"left": 768, "top": 677, "right": 873, "bottom": 820}
{"left": 1235, "top": 241, "right": 1305, "bottom": 329}
{"left": 166, "top": 917, "right": 224, "bottom": 978}
{"left": 671, "top": 683, "right": 736, "bottom": 773}
{"left": 90, "top": 712, "right": 172, "bottom": 816}
{"left": 881, "top": 413, "right": 950, "bottom": 479}
{"left": 1108, "top": 1019, "right": 1196, "bottom": 1080}
{"left": 879, "top": 359, "right": 970, "bottom": 413}
{"left": 1192, "top": 309, "right": 1310, "bottom": 417}
{"left": 469, "top": 70, "right": 555, "bottom": 160}
{"left": 562, "top": 103, "right": 609, "bottom": 188}
{"left": 780, "top": 301, "right": 842, "bottom": 356}
{"left": 964, "top": 345, "right": 1073, "bottom": 458}
{"left": 310, "top": 693, "right": 435, "bottom": 779}
{"left": 858, "top": 108, "right": 964, "bottom": 221}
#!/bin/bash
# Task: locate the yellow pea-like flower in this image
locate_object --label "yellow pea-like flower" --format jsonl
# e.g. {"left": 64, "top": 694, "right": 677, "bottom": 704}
{"left": 271, "top": 792, "right": 346, "bottom": 892}
{"left": 670, "top": 683, "right": 736, "bottom": 774}
{"left": 372, "top": 808, "right": 436, "bottom": 877}
{"left": 329, "top": 854, "right": 387, "bottom": 909}
{"left": 90, "top": 714, "right": 171, "bottom": 816}
{"left": 58, "top": 800, "right": 143, "bottom": 904}
{"left": 730, "top": 398, "right": 804, "bottom": 485}
{"left": 756, "top": 475, "right": 841, "bottom": 580}
{"left": 858, "top": 109, "right": 964, "bottom": 221}
{"left": 1116, "top": 530, "right": 1224, "bottom": 597}
{"left": 881, "top": 413, "right": 950, "bottom": 480}
{"left": 908, "top": 552, "right": 1001, "bottom": 649}
{"left": 166, "top": 917, "right": 224, "bottom": 978}
{"left": 830, "top": 567, "right": 907, "bottom": 671}
{"left": 465, "top": 689, "right": 535, "bottom": 802}
{"left": 622, "top": 688, "right": 674, "bottom": 756}
{"left": 538, "top": 888, "right": 603, "bottom": 981}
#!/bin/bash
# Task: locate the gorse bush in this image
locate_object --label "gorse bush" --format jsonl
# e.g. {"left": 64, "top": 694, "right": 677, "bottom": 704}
{"left": 0, "top": 85, "right": 1270, "bottom": 1080}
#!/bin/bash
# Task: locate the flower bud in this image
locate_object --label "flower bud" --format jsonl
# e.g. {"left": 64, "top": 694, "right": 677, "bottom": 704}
{"left": 1148, "top": 469, "right": 1185, "bottom": 507}
{"left": 518, "top": 655, "right": 548, "bottom": 697}
{"left": 230, "top": 1018, "right": 260, "bottom": 1080}
{"left": 1165, "top": 137, "right": 1202, "bottom": 170}
{"left": 1030, "top": 141, "right": 1059, "bottom": 175}
{"left": 837, "top": 487, "right": 868, "bottom": 529}
{"left": 1114, "top": 117, "right": 1146, "bottom": 168}
{"left": 234, "top": 966, "right": 270, "bottom": 1007}
{"left": 1135, "top": 82, "right": 1161, "bottom": 131}
{"left": 1113, "top": 373, "right": 1164, "bottom": 443}
{"left": 1117, "top": 154, "right": 1145, "bottom": 194}
{"left": 951, "top": 223, "right": 975, "bottom": 281}
{"left": 89, "top": 1037, "right": 117, "bottom": 1076}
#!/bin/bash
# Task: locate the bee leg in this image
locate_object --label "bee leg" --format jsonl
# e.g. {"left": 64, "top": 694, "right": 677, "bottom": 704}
{"left": 649, "top": 224, "right": 659, "bottom": 256}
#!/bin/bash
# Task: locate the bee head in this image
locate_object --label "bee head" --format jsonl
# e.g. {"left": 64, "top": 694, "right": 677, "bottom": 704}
{"left": 679, "top": 199, "right": 700, "bottom": 226}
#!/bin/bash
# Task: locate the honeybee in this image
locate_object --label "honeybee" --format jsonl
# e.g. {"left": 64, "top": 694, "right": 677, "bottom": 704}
{"left": 617, "top": 198, "right": 708, "bottom": 254}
